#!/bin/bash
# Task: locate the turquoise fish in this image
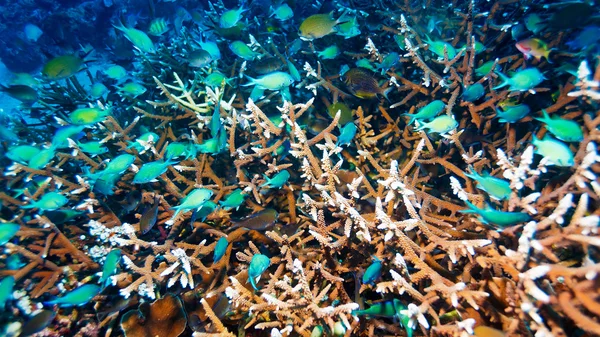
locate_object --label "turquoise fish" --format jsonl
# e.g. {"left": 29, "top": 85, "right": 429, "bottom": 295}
{"left": 213, "top": 237, "right": 228, "bottom": 263}
{"left": 462, "top": 83, "right": 485, "bottom": 102}
{"left": 352, "top": 299, "right": 412, "bottom": 337}
{"left": 113, "top": 21, "right": 155, "bottom": 53}
{"left": 415, "top": 115, "right": 458, "bottom": 134}
{"left": 132, "top": 160, "right": 175, "bottom": 184}
{"left": 102, "top": 154, "right": 136, "bottom": 176}
{"left": 0, "top": 276, "right": 15, "bottom": 310}
{"left": 336, "top": 122, "right": 357, "bottom": 147}
{"left": 248, "top": 254, "right": 270, "bottom": 291}
{"left": 27, "top": 148, "right": 55, "bottom": 170}
{"left": 99, "top": 249, "right": 121, "bottom": 288}
{"left": 402, "top": 100, "right": 445, "bottom": 125}
{"left": 0, "top": 223, "right": 20, "bottom": 245}
{"left": 496, "top": 104, "right": 530, "bottom": 123}
{"left": 52, "top": 125, "right": 86, "bottom": 149}
{"left": 461, "top": 200, "right": 530, "bottom": 228}
{"left": 6, "top": 145, "right": 40, "bottom": 163}
{"left": 23, "top": 192, "right": 68, "bottom": 211}
{"left": 220, "top": 5, "right": 246, "bottom": 28}
{"left": 69, "top": 107, "right": 111, "bottom": 125}
{"left": 169, "top": 188, "right": 214, "bottom": 222}
{"left": 465, "top": 169, "right": 512, "bottom": 201}
{"left": 44, "top": 284, "right": 100, "bottom": 307}
{"left": 269, "top": 4, "right": 293, "bottom": 21}
{"left": 493, "top": 68, "right": 545, "bottom": 92}
{"left": 362, "top": 258, "right": 382, "bottom": 285}
{"left": 261, "top": 170, "right": 290, "bottom": 189}
{"left": 243, "top": 72, "right": 295, "bottom": 91}
{"left": 535, "top": 109, "right": 583, "bottom": 142}
{"left": 219, "top": 189, "right": 247, "bottom": 211}
{"left": 229, "top": 41, "right": 260, "bottom": 60}
{"left": 532, "top": 134, "right": 574, "bottom": 167}
{"left": 317, "top": 45, "right": 340, "bottom": 60}
{"left": 424, "top": 35, "right": 457, "bottom": 59}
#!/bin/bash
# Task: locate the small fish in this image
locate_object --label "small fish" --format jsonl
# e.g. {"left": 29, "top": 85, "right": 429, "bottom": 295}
{"left": 139, "top": 195, "right": 161, "bottom": 234}
{"left": 75, "top": 140, "right": 108, "bottom": 156}
{"left": 229, "top": 40, "right": 261, "bottom": 60}
{"left": 461, "top": 200, "right": 530, "bottom": 228}
{"left": 165, "top": 142, "right": 196, "bottom": 160}
{"left": 535, "top": 109, "right": 583, "bottom": 142}
{"left": 103, "top": 154, "right": 136, "bottom": 176}
{"left": 355, "top": 59, "right": 376, "bottom": 72}
{"left": 220, "top": 5, "right": 246, "bottom": 29}
{"left": 524, "top": 13, "right": 545, "bottom": 34}
{"left": 92, "top": 173, "right": 120, "bottom": 195}
{"left": 204, "top": 72, "right": 230, "bottom": 87}
{"left": 287, "top": 60, "right": 302, "bottom": 82}
{"left": 511, "top": 23, "right": 526, "bottom": 41}
{"left": 197, "top": 38, "right": 221, "bottom": 60}
{"left": 261, "top": 170, "right": 290, "bottom": 189}
{"left": 132, "top": 160, "right": 175, "bottom": 184}
{"left": 402, "top": 100, "right": 445, "bottom": 125}
{"left": 195, "top": 137, "right": 221, "bottom": 154}
{"left": 344, "top": 67, "right": 391, "bottom": 100}
{"left": 44, "top": 284, "right": 100, "bottom": 307}
{"left": 458, "top": 41, "right": 486, "bottom": 55}
{"left": 495, "top": 104, "right": 530, "bottom": 123}
{"left": 42, "top": 55, "right": 86, "bottom": 80}
{"left": 169, "top": 188, "right": 214, "bottom": 223}
{"left": 462, "top": 83, "right": 485, "bottom": 102}
{"left": 0, "top": 276, "right": 15, "bottom": 310}
{"left": 248, "top": 254, "right": 270, "bottom": 291}
{"left": 465, "top": 169, "right": 512, "bottom": 201}
{"left": 317, "top": 45, "right": 340, "bottom": 60}
{"left": 128, "top": 132, "right": 160, "bottom": 152}
{"left": 566, "top": 26, "right": 600, "bottom": 51}
{"left": 328, "top": 102, "right": 353, "bottom": 125}
{"left": 336, "top": 122, "right": 357, "bottom": 147}
{"left": 23, "top": 191, "right": 68, "bottom": 211}
{"left": 0, "top": 84, "right": 38, "bottom": 104}
{"left": 415, "top": 115, "right": 458, "bottom": 134}
{"left": 44, "top": 209, "right": 84, "bottom": 225}
{"left": 99, "top": 249, "right": 121, "bottom": 288}
{"left": 299, "top": 11, "right": 348, "bottom": 41}
{"left": 10, "top": 73, "right": 38, "bottom": 87}
{"left": 493, "top": 68, "right": 545, "bottom": 92}
{"left": 191, "top": 200, "right": 218, "bottom": 225}
{"left": 69, "top": 107, "right": 111, "bottom": 125}
{"left": 113, "top": 20, "right": 155, "bottom": 53}
{"left": 532, "top": 134, "right": 574, "bottom": 167}
{"left": 148, "top": 18, "right": 169, "bottom": 36}
{"left": 219, "top": 189, "right": 247, "bottom": 211}
{"left": 0, "top": 223, "right": 20, "bottom": 245}
{"left": 90, "top": 83, "right": 109, "bottom": 98}
{"left": 6, "top": 145, "right": 40, "bottom": 163}
{"left": 427, "top": 16, "right": 443, "bottom": 34}
{"left": 424, "top": 35, "right": 457, "bottom": 59}
{"left": 516, "top": 38, "right": 553, "bottom": 63}
{"left": 213, "top": 237, "right": 228, "bottom": 263}
{"left": 118, "top": 82, "right": 147, "bottom": 97}
{"left": 377, "top": 52, "right": 399, "bottom": 75}
{"left": 243, "top": 72, "right": 294, "bottom": 91}
{"left": 20, "top": 309, "right": 56, "bottom": 336}
{"left": 475, "top": 60, "right": 497, "bottom": 77}
{"left": 230, "top": 208, "right": 279, "bottom": 231}
{"left": 104, "top": 65, "right": 127, "bottom": 81}
{"left": 27, "top": 148, "right": 55, "bottom": 170}
{"left": 269, "top": 4, "right": 293, "bottom": 21}
{"left": 352, "top": 299, "right": 412, "bottom": 337}
{"left": 362, "top": 258, "right": 382, "bottom": 285}
{"left": 253, "top": 57, "right": 284, "bottom": 75}
{"left": 188, "top": 49, "right": 213, "bottom": 68}
{"left": 24, "top": 23, "right": 43, "bottom": 42}
{"left": 52, "top": 125, "right": 86, "bottom": 149}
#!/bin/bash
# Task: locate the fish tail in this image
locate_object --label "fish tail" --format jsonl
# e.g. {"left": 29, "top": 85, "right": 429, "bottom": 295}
{"left": 492, "top": 71, "right": 510, "bottom": 90}
{"left": 545, "top": 49, "right": 555, "bottom": 63}
{"left": 401, "top": 113, "right": 417, "bottom": 126}
{"left": 534, "top": 109, "right": 550, "bottom": 123}
{"left": 260, "top": 174, "right": 271, "bottom": 187}
{"left": 381, "top": 87, "right": 393, "bottom": 102}
{"left": 241, "top": 75, "right": 257, "bottom": 87}
{"left": 459, "top": 200, "right": 479, "bottom": 214}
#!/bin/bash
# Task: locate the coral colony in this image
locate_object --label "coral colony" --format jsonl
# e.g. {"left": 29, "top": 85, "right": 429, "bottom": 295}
{"left": 0, "top": 0, "right": 599, "bottom": 336}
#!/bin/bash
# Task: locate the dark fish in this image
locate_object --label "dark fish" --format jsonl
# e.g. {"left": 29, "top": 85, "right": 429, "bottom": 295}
{"left": 252, "top": 56, "right": 284, "bottom": 75}
{"left": 343, "top": 68, "right": 390, "bottom": 100}
{"left": 139, "top": 195, "right": 160, "bottom": 234}
{"left": 188, "top": 49, "right": 213, "bottom": 68}
{"left": 0, "top": 84, "right": 38, "bottom": 104}
{"left": 20, "top": 310, "right": 56, "bottom": 337}
{"left": 230, "top": 208, "right": 278, "bottom": 231}
{"left": 120, "top": 189, "right": 142, "bottom": 215}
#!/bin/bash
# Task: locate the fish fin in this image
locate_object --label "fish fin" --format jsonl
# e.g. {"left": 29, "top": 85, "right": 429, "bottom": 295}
{"left": 381, "top": 87, "right": 393, "bottom": 102}
{"left": 492, "top": 72, "right": 511, "bottom": 90}
{"left": 240, "top": 75, "right": 257, "bottom": 87}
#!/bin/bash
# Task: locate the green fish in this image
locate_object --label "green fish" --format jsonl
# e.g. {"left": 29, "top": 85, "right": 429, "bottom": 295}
{"left": 336, "top": 16, "right": 361, "bottom": 39}
{"left": 402, "top": 100, "right": 445, "bottom": 125}
{"left": 462, "top": 83, "right": 485, "bottom": 102}
{"left": 42, "top": 55, "right": 86, "bottom": 80}
{"left": 261, "top": 170, "right": 290, "bottom": 189}
{"left": 169, "top": 188, "right": 214, "bottom": 223}
{"left": 535, "top": 109, "right": 583, "bottom": 142}
{"left": 165, "top": 142, "right": 197, "bottom": 160}
{"left": 355, "top": 58, "right": 376, "bottom": 72}
{"left": 195, "top": 137, "right": 220, "bottom": 154}
{"left": 362, "top": 258, "right": 382, "bottom": 285}
{"left": 415, "top": 115, "right": 458, "bottom": 134}
{"left": 52, "top": 125, "right": 86, "bottom": 149}
{"left": 148, "top": 18, "right": 169, "bottom": 36}
{"left": 90, "top": 83, "right": 109, "bottom": 98}
{"left": 317, "top": 45, "right": 340, "bottom": 60}
{"left": 0, "top": 84, "right": 38, "bottom": 104}
{"left": 220, "top": 5, "right": 246, "bottom": 28}
{"left": 229, "top": 40, "right": 260, "bottom": 60}
{"left": 532, "top": 134, "right": 575, "bottom": 167}
{"left": 104, "top": 65, "right": 127, "bottom": 81}
{"left": 461, "top": 200, "right": 530, "bottom": 228}
{"left": 23, "top": 191, "right": 68, "bottom": 211}
{"left": 243, "top": 72, "right": 294, "bottom": 91}
{"left": 465, "top": 169, "right": 512, "bottom": 201}
{"left": 213, "top": 237, "right": 228, "bottom": 263}
{"left": 0, "top": 276, "right": 15, "bottom": 310}
{"left": 76, "top": 140, "right": 108, "bottom": 156}
{"left": 269, "top": 4, "right": 293, "bottom": 21}
{"left": 0, "top": 223, "right": 20, "bottom": 245}
{"left": 99, "top": 249, "right": 121, "bottom": 288}
{"left": 92, "top": 173, "right": 121, "bottom": 195}
{"left": 103, "top": 154, "right": 136, "bottom": 176}
{"left": 495, "top": 104, "right": 530, "bottom": 123}
{"left": 113, "top": 20, "right": 155, "bottom": 53}
{"left": 118, "top": 82, "right": 147, "bottom": 97}
{"left": 219, "top": 189, "right": 247, "bottom": 211}
{"left": 44, "top": 284, "right": 100, "bottom": 307}
{"left": 69, "top": 107, "right": 111, "bottom": 125}
{"left": 132, "top": 160, "right": 175, "bottom": 184}
{"left": 352, "top": 299, "right": 412, "bottom": 337}
{"left": 475, "top": 60, "right": 497, "bottom": 77}
{"left": 336, "top": 122, "right": 357, "bottom": 147}
{"left": 193, "top": 200, "right": 218, "bottom": 222}
{"left": 248, "top": 254, "right": 270, "bottom": 291}
{"left": 493, "top": 68, "right": 545, "bottom": 92}
{"left": 424, "top": 35, "right": 457, "bottom": 59}
{"left": 204, "top": 72, "right": 230, "bottom": 87}
{"left": 128, "top": 132, "right": 160, "bottom": 152}
{"left": 6, "top": 145, "right": 40, "bottom": 163}
{"left": 27, "top": 148, "right": 55, "bottom": 170}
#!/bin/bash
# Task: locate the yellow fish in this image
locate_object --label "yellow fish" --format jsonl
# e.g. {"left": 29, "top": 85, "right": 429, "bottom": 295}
{"left": 299, "top": 11, "right": 347, "bottom": 41}
{"left": 343, "top": 68, "right": 391, "bottom": 100}
{"left": 42, "top": 55, "right": 86, "bottom": 80}
{"left": 148, "top": 18, "right": 169, "bottom": 36}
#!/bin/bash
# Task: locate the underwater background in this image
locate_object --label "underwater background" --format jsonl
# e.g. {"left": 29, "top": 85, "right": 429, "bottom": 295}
{"left": 0, "top": 0, "right": 599, "bottom": 336}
